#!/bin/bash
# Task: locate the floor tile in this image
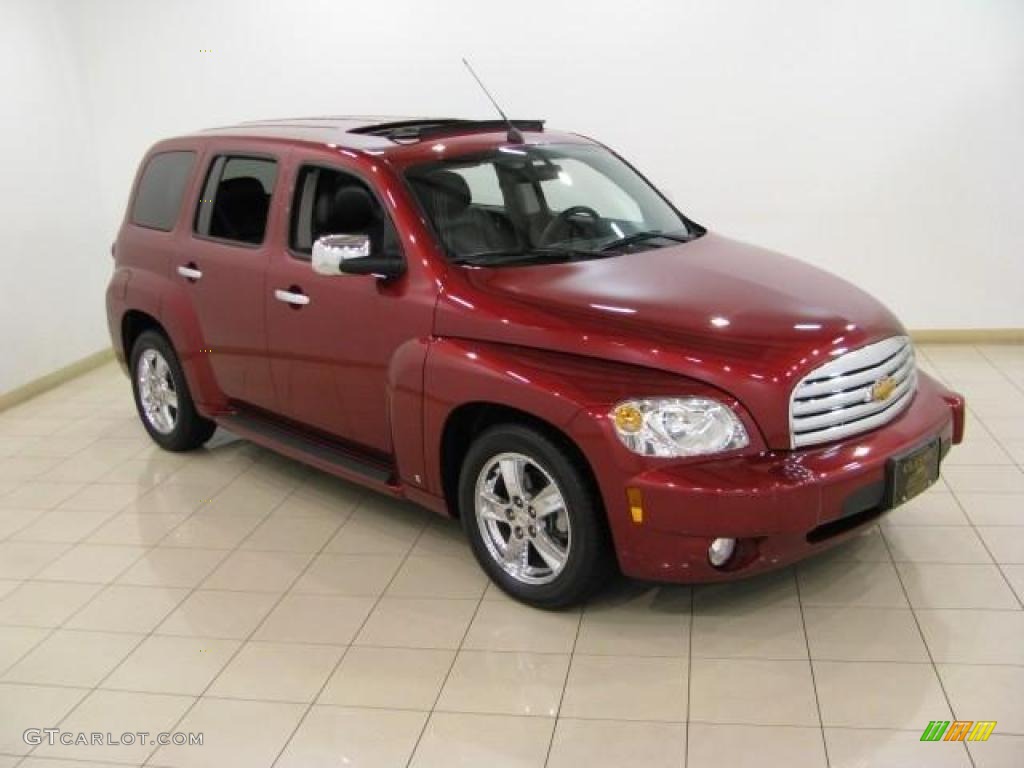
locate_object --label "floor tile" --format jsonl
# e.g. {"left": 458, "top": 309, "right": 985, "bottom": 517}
{"left": 688, "top": 723, "right": 826, "bottom": 768}
{"left": 0, "top": 508, "right": 43, "bottom": 539}
{"left": 160, "top": 514, "right": 260, "bottom": 549}
{"left": 884, "top": 491, "right": 969, "bottom": 526}
{"left": 66, "top": 584, "right": 188, "bottom": 633}
{"left": 0, "top": 625, "right": 49, "bottom": 672}
{"left": 825, "top": 727, "right": 971, "bottom": 767}
{"left": 103, "top": 635, "right": 240, "bottom": 695}
{"left": 689, "top": 658, "right": 816, "bottom": 726}
{"left": 977, "top": 526, "right": 1024, "bottom": 563}
{"left": 86, "top": 512, "right": 187, "bottom": 546}
{"left": 803, "top": 606, "right": 928, "bottom": 661}
{"left": 692, "top": 571, "right": 806, "bottom": 659}
{"left": 35, "top": 543, "right": 147, "bottom": 583}
{"left": 34, "top": 689, "right": 193, "bottom": 763}
{"left": 276, "top": 705, "right": 426, "bottom": 768}
{"left": 253, "top": 594, "right": 375, "bottom": 645}
{"left": 148, "top": 697, "right": 305, "bottom": 768}
{"left": 325, "top": 500, "right": 428, "bottom": 555}
{"left": 548, "top": 718, "right": 686, "bottom": 768}
{"left": 896, "top": 562, "right": 1021, "bottom": 609}
{"left": 938, "top": 664, "right": 1024, "bottom": 735}
{"left": 916, "top": 609, "right": 1024, "bottom": 664}
{"left": 1003, "top": 564, "right": 1024, "bottom": 603}
{"left": 116, "top": 547, "right": 227, "bottom": 588}
{"left": 813, "top": 660, "right": 951, "bottom": 728}
{"left": 883, "top": 526, "right": 992, "bottom": 563}
{"left": 3, "top": 629, "right": 141, "bottom": 687}
{"left": 319, "top": 646, "right": 454, "bottom": 710}
{"left": 957, "top": 493, "right": 1024, "bottom": 526}
{"left": 0, "top": 482, "right": 83, "bottom": 510}
{"left": 827, "top": 526, "right": 893, "bottom": 561}
{"left": 57, "top": 483, "right": 148, "bottom": 511}
{"left": 356, "top": 597, "right": 478, "bottom": 649}
{"left": 386, "top": 555, "right": 488, "bottom": 599}
{"left": 200, "top": 550, "right": 312, "bottom": 592}
{"left": 157, "top": 590, "right": 278, "bottom": 639}
{"left": 12, "top": 508, "right": 118, "bottom": 543}
{"left": 238, "top": 515, "right": 342, "bottom": 552}
{"left": 577, "top": 585, "right": 690, "bottom": 657}
{"left": 410, "top": 711, "right": 553, "bottom": 768}
{"left": 437, "top": 649, "right": 569, "bottom": 717}
{"left": 0, "top": 541, "right": 70, "bottom": 579}
{"left": 561, "top": 654, "right": 687, "bottom": 722}
{"left": 0, "top": 581, "right": 102, "bottom": 627}
{"left": 966, "top": 733, "right": 1024, "bottom": 768}
{"left": 797, "top": 559, "right": 908, "bottom": 607}
{"left": 207, "top": 641, "right": 343, "bottom": 702}
{"left": 943, "top": 466, "right": 1024, "bottom": 495}
{"left": 463, "top": 599, "right": 579, "bottom": 653}
{"left": 0, "top": 683, "right": 88, "bottom": 755}
{"left": 291, "top": 553, "right": 403, "bottom": 596}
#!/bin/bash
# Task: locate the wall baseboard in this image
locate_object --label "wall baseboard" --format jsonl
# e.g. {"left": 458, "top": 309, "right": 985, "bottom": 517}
{"left": 909, "top": 329, "right": 1024, "bottom": 344}
{"left": 0, "top": 347, "right": 116, "bottom": 413}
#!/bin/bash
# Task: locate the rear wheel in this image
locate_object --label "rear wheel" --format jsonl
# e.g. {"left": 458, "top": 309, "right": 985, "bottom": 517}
{"left": 130, "top": 330, "right": 216, "bottom": 451}
{"left": 459, "top": 424, "right": 612, "bottom": 609}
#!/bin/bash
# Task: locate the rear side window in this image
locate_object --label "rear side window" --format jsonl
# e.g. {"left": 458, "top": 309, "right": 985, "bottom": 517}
{"left": 194, "top": 155, "right": 277, "bottom": 245}
{"left": 130, "top": 151, "right": 195, "bottom": 231}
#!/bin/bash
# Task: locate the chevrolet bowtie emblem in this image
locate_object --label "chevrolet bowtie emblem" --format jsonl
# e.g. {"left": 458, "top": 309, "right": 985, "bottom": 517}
{"left": 870, "top": 376, "right": 898, "bottom": 403}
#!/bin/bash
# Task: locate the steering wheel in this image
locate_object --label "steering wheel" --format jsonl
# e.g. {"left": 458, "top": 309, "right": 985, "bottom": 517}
{"left": 538, "top": 205, "right": 602, "bottom": 246}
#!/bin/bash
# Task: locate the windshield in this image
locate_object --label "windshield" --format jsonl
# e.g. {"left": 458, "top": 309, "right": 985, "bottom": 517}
{"left": 404, "top": 144, "right": 700, "bottom": 266}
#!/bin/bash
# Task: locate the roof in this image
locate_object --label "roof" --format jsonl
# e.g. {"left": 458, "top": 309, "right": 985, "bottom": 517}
{"left": 190, "top": 116, "right": 589, "bottom": 159}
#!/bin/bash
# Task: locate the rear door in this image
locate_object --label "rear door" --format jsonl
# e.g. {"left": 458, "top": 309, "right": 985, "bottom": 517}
{"left": 176, "top": 151, "right": 281, "bottom": 410}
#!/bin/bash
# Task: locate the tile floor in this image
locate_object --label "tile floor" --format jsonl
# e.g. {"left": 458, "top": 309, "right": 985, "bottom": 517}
{"left": 0, "top": 344, "right": 1022, "bottom": 767}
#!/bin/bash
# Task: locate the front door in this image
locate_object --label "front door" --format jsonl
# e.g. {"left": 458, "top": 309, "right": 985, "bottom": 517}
{"left": 263, "top": 160, "right": 431, "bottom": 455}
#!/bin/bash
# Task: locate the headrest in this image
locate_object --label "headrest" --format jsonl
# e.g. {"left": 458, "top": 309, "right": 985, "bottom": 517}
{"left": 217, "top": 176, "right": 266, "bottom": 206}
{"left": 411, "top": 170, "right": 471, "bottom": 220}
{"left": 315, "top": 184, "right": 375, "bottom": 233}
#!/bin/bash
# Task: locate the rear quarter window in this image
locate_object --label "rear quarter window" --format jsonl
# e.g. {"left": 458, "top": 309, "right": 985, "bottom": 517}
{"left": 130, "top": 151, "right": 196, "bottom": 231}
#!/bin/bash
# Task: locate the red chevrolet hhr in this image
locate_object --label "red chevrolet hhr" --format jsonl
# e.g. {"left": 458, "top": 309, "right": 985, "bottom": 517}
{"left": 106, "top": 117, "right": 965, "bottom": 607}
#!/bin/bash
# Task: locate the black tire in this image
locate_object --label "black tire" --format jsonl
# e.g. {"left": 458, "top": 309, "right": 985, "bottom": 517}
{"left": 130, "top": 330, "right": 216, "bottom": 451}
{"left": 459, "top": 424, "right": 613, "bottom": 609}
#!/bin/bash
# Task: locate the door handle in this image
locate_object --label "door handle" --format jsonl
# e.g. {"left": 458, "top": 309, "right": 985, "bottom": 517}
{"left": 274, "top": 288, "right": 310, "bottom": 307}
{"left": 177, "top": 264, "right": 202, "bottom": 281}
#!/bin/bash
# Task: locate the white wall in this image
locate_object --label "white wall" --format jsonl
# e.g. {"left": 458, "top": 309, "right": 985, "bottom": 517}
{"left": 3, "top": 0, "right": 1022, "bottom": 393}
{"left": 0, "top": 0, "right": 109, "bottom": 394}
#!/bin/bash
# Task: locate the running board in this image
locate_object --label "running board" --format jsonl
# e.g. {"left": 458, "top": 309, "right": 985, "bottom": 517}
{"left": 220, "top": 410, "right": 395, "bottom": 486}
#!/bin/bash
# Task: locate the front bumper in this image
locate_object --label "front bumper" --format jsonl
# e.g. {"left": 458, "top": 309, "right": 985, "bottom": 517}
{"left": 599, "top": 372, "right": 965, "bottom": 583}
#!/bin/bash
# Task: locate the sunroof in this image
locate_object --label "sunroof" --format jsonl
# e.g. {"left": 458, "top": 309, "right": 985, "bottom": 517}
{"left": 350, "top": 119, "right": 544, "bottom": 143}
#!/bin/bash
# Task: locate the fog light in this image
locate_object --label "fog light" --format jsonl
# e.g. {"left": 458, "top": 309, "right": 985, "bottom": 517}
{"left": 708, "top": 537, "right": 737, "bottom": 568}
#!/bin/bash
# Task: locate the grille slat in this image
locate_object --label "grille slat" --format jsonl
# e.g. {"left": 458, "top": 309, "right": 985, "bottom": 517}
{"left": 789, "top": 336, "right": 917, "bottom": 448}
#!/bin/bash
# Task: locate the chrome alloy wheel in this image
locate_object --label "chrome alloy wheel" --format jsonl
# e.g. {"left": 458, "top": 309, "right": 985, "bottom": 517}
{"left": 474, "top": 452, "right": 571, "bottom": 585}
{"left": 136, "top": 349, "right": 178, "bottom": 435}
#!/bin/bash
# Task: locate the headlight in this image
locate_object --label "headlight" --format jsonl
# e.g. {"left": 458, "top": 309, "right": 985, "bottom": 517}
{"left": 610, "top": 397, "right": 749, "bottom": 457}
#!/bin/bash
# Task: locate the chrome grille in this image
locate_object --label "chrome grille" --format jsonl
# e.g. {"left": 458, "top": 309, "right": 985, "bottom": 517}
{"left": 789, "top": 336, "right": 917, "bottom": 448}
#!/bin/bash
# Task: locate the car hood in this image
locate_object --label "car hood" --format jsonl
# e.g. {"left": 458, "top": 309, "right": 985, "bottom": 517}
{"left": 436, "top": 232, "right": 906, "bottom": 448}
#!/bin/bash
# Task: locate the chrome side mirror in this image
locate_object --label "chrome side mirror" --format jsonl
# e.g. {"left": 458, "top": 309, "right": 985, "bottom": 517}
{"left": 312, "top": 234, "right": 372, "bottom": 276}
{"left": 311, "top": 234, "right": 404, "bottom": 279}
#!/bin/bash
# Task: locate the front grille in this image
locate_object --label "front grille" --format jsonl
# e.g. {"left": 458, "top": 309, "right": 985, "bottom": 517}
{"left": 789, "top": 336, "right": 917, "bottom": 448}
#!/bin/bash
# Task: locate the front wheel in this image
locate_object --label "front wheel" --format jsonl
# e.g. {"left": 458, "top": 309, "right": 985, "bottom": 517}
{"left": 459, "top": 424, "right": 613, "bottom": 609}
{"left": 130, "top": 330, "right": 216, "bottom": 451}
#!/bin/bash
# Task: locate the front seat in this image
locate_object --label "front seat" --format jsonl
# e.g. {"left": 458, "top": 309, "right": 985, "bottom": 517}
{"left": 409, "top": 170, "right": 516, "bottom": 255}
{"left": 313, "top": 184, "right": 398, "bottom": 258}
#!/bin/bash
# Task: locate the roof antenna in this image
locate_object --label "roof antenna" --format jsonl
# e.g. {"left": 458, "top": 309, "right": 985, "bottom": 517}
{"left": 461, "top": 58, "right": 524, "bottom": 144}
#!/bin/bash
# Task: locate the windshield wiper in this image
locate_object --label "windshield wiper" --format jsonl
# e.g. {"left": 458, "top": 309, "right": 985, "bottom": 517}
{"left": 599, "top": 230, "right": 691, "bottom": 252}
{"left": 450, "top": 247, "right": 599, "bottom": 266}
